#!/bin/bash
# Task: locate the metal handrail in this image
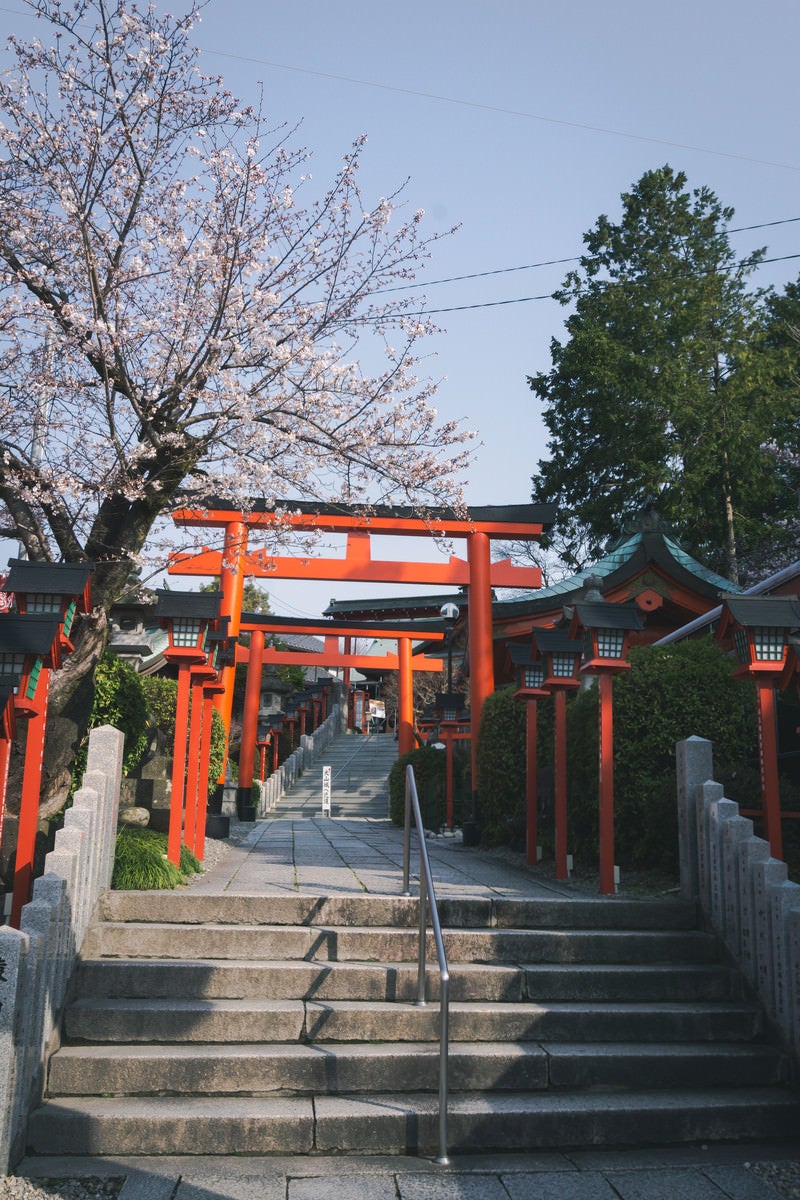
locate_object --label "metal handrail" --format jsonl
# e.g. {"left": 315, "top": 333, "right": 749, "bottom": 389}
{"left": 402, "top": 764, "right": 450, "bottom": 1165}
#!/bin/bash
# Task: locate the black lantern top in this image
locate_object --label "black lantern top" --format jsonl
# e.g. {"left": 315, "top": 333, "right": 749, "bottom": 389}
{"left": 435, "top": 691, "right": 468, "bottom": 722}
{"left": 571, "top": 600, "right": 644, "bottom": 672}
{"left": 0, "top": 613, "right": 64, "bottom": 699}
{"left": 508, "top": 644, "right": 548, "bottom": 696}
{"left": 717, "top": 595, "right": 800, "bottom": 675}
{"left": 533, "top": 629, "right": 582, "bottom": 688}
{"left": 155, "top": 589, "right": 223, "bottom": 654}
{"left": 4, "top": 559, "right": 93, "bottom": 636}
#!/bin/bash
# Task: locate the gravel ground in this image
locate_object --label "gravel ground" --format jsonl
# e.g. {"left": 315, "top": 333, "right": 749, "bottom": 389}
{"left": 752, "top": 1162, "right": 800, "bottom": 1198}
{"left": 2, "top": 1163, "right": 800, "bottom": 1199}
{"left": 0, "top": 1179, "right": 124, "bottom": 1199}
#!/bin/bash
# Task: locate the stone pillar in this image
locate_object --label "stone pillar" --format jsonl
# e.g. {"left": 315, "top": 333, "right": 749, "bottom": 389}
{"left": 707, "top": 793, "right": 739, "bottom": 935}
{"left": 721, "top": 813, "right": 753, "bottom": 960}
{"left": 696, "top": 780, "right": 724, "bottom": 916}
{"left": 676, "top": 736, "right": 713, "bottom": 902}
{"left": 0, "top": 929, "right": 28, "bottom": 1172}
{"left": 738, "top": 836, "right": 771, "bottom": 989}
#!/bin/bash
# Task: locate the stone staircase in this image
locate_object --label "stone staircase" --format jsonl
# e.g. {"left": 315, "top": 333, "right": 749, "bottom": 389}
{"left": 275, "top": 729, "right": 399, "bottom": 819}
{"left": 26, "top": 889, "right": 800, "bottom": 1157}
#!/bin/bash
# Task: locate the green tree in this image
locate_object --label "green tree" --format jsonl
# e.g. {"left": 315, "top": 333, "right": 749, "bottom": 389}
{"left": 528, "top": 165, "right": 797, "bottom": 584}
{"left": 736, "top": 275, "right": 800, "bottom": 579}
{"left": 200, "top": 578, "right": 271, "bottom": 615}
{"left": 70, "top": 650, "right": 149, "bottom": 792}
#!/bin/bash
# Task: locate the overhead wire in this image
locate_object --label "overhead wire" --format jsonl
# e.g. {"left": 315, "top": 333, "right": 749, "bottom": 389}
{"left": 371, "top": 250, "right": 800, "bottom": 319}
{"left": 2, "top": 6, "right": 798, "bottom": 317}
{"left": 376, "top": 216, "right": 800, "bottom": 294}
{"left": 196, "top": 48, "right": 800, "bottom": 175}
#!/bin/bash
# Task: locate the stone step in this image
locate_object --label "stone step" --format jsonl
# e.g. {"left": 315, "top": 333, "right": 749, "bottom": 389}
{"left": 74, "top": 957, "right": 741, "bottom": 1004}
{"left": 26, "top": 1088, "right": 800, "bottom": 1156}
{"left": 63, "top": 996, "right": 764, "bottom": 1045}
{"left": 84, "top": 921, "right": 720, "bottom": 965}
{"left": 97, "top": 891, "right": 699, "bottom": 931}
{"left": 47, "top": 1040, "right": 789, "bottom": 1098}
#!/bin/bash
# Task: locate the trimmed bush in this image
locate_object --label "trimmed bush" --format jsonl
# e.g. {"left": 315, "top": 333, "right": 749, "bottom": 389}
{"left": 140, "top": 674, "right": 226, "bottom": 794}
{"left": 71, "top": 651, "right": 149, "bottom": 792}
{"left": 140, "top": 674, "right": 179, "bottom": 738}
{"left": 565, "top": 637, "right": 758, "bottom": 870}
{"left": 475, "top": 686, "right": 528, "bottom": 844}
{"left": 474, "top": 637, "right": 763, "bottom": 871}
{"left": 389, "top": 747, "right": 447, "bottom": 830}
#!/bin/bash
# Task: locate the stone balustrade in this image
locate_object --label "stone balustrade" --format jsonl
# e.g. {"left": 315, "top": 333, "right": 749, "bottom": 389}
{"left": 0, "top": 724, "right": 124, "bottom": 1172}
{"left": 677, "top": 735, "right": 800, "bottom": 1065}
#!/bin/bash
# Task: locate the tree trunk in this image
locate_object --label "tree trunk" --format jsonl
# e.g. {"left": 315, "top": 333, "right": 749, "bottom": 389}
{"left": 721, "top": 448, "right": 739, "bottom": 586}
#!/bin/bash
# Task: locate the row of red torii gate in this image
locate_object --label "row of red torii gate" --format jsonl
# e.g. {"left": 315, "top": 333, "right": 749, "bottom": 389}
{"left": 167, "top": 498, "right": 554, "bottom": 799}
{"left": 0, "top": 499, "right": 553, "bottom": 927}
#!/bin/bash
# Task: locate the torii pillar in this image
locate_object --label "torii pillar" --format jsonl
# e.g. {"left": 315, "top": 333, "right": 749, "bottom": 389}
{"left": 214, "top": 519, "right": 247, "bottom": 794}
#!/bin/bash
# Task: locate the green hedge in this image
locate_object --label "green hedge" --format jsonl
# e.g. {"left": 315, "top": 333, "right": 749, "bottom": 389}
{"left": 476, "top": 637, "right": 761, "bottom": 871}
{"left": 475, "top": 686, "right": 528, "bottom": 844}
{"left": 389, "top": 747, "right": 447, "bottom": 830}
{"left": 565, "top": 638, "right": 758, "bottom": 870}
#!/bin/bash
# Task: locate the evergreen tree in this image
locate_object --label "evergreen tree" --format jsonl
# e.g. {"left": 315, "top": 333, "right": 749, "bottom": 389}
{"left": 528, "top": 166, "right": 798, "bottom": 583}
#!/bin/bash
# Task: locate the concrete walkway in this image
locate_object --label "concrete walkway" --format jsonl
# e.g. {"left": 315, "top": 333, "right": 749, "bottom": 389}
{"left": 12, "top": 733, "right": 800, "bottom": 1198}
{"left": 190, "top": 731, "right": 575, "bottom": 901}
{"left": 12, "top": 1145, "right": 800, "bottom": 1200}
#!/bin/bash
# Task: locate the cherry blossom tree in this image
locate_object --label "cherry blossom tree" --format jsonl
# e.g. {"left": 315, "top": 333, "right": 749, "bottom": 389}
{"left": 0, "top": 0, "right": 473, "bottom": 807}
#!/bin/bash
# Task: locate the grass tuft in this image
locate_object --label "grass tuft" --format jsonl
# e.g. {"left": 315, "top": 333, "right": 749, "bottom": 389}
{"left": 112, "top": 827, "right": 199, "bottom": 891}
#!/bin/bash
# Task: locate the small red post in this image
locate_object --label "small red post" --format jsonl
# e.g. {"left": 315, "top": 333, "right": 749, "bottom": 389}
{"left": 597, "top": 672, "right": 616, "bottom": 895}
{"left": 0, "top": 738, "right": 10, "bottom": 842}
{"left": 398, "top": 637, "right": 414, "bottom": 756}
{"left": 343, "top": 636, "right": 352, "bottom": 694}
{"left": 195, "top": 688, "right": 218, "bottom": 862}
{"left": 467, "top": 531, "right": 494, "bottom": 782}
{"left": 238, "top": 629, "right": 264, "bottom": 812}
{"left": 553, "top": 688, "right": 568, "bottom": 881}
{"left": 168, "top": 663, "right": 192, "bottom": 866}
{"left": 10, "top": 669, "right": 50, "bottom": 927}
{"left": 183, "top": 672, "right": 206, "bottom": 857}
{"left": 756, "top": 681, "right": 783, "bottom": 860}
{"left": 213, "top": 519, "right": 248, "bottom": 786}
{"left": 525, "top": 699, "right": 538, "bottom": 866}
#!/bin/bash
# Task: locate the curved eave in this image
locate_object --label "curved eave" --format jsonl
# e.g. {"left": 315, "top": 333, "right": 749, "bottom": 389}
{"left": 491, "top": 532, "right": 738, "bottom": 633}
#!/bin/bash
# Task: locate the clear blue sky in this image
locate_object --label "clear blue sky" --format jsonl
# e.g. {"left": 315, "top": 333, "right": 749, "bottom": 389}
{"left": 2, "top": 0, "right": 799, "bottom": 617}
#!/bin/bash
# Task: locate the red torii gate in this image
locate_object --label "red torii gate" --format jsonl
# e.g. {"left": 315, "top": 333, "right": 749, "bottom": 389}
{"left": 168, "top": 500, "right": 555, "bottom": 789}
{"left": 235, "top": 613, "right": 448, "bottom": 807}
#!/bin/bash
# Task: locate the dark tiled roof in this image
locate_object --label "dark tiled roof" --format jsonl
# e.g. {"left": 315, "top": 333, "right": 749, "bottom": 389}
{"left": 493, "top": 531, "right": 739, "bottom": 619}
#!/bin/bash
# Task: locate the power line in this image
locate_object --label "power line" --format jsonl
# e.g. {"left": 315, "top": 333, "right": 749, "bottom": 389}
{"left": 198, "top": 48, "right": 800, "bottom": 175}
{"left": 1, "top": 2, "right": 798, "bottom": 174}
{"left": 379, "top": 216, "right": 800, "bottom": 295}
{"left": 377, "top": 249, "right": 800, "bottom": 318}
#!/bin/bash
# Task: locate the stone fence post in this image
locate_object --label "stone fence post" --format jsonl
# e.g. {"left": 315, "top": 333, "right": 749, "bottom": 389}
{"left": 676, "top": 736, "right": 800, "bottom": 1066}
{"left": 0, "top": 724, "right": 123, "bottom": 1172}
